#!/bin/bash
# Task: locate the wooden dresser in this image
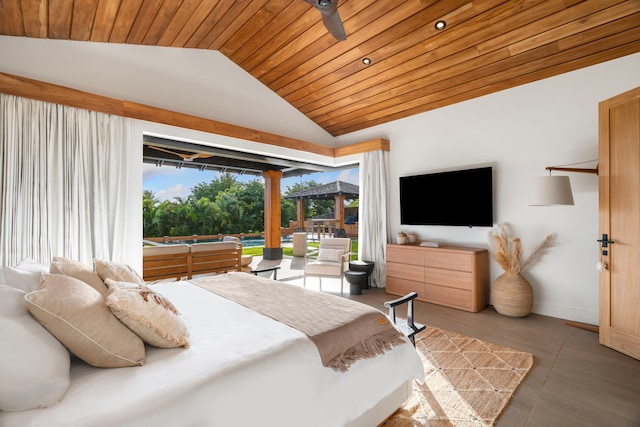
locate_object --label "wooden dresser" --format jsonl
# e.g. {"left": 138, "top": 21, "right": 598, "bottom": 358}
{"left": 386, "top": 244, "right": 490, "bottom": 312}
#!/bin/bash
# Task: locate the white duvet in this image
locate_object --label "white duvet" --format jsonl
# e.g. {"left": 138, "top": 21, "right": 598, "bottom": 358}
{"left": 1, "top": 281, "right": 424, "bottom": 427}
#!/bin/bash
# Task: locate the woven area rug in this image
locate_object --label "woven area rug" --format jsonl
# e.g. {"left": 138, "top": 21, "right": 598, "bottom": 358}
{"left": 381, "top": 327, "right": 534, "bottom": 427}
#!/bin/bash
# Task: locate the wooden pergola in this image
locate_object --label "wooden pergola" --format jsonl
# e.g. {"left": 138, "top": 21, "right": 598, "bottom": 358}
{"left": 284, "top": 181, "right": 359, "bottom": 235}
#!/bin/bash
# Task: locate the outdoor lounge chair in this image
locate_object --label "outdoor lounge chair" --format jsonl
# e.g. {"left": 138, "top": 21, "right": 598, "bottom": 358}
{"left": 222, "top": 236, "right": 253, "bottom": 272}
{"left": 303, "top": 237, "right": 351, "bottom": 294}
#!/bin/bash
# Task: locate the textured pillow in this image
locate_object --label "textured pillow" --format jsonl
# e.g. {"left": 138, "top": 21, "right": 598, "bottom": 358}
{"left": 25, "top": 274, "right": 145, "bottom": 368}
{"left": 105, "top": 279, "right": 190, "bottom": 349}
{"left": 0, "top": 285, "right": 70, "bottom": 411}
{"left": 50, "top": 257, "right": 109, "bottom": 297}
{"left": 1, "top": 267, "right": 44, "bottom": 293}
{"left": 94, "top": 259, "right": 144, "bottom": 285}
{"left": 317, "top": 248, "right": 344, "bottom": 262}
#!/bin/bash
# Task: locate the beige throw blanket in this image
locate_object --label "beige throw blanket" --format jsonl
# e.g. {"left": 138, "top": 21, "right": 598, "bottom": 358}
{"left": 190, "top": 272, "right": 406, "bottom": 372}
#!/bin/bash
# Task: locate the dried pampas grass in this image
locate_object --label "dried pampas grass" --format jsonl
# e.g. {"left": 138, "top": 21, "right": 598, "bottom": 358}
{"left": 488, "top": 224, "right": 554, "bottom": 274}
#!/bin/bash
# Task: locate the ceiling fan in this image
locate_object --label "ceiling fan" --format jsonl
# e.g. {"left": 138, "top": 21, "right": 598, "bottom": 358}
{"left": 303, "top": 0, "right": 346, "bottom": 41}
{"left": 148, "top": 145, "right": 214, "bottom": 162}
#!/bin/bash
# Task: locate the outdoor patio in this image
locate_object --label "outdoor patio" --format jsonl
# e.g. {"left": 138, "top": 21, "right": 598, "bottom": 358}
{"left": 233, "top": 238, "right": 359, "bottom": 295}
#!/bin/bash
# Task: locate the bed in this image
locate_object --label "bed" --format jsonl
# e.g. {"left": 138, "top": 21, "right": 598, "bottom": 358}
{"left": 0, "top": 262, "right": 425, "bottom": 427}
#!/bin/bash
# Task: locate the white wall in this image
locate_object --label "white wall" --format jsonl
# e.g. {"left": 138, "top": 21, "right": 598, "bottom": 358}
{"left": 336, "top": 53, "right": 640, "bottom": 325}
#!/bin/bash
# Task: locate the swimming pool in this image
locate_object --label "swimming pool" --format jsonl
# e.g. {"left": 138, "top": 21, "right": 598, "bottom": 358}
{"left": 160, "top": 235, "right": 293, "bottom": 247}
{"left": 234, "top": 236, "right": 293, "bottom": 247}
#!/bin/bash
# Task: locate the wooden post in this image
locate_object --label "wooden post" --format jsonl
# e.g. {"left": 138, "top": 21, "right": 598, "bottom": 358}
{"left": 296, "top": 198, "right": 305, "bottom": 230}
{"left": 334, "top": 194, "right": 345, "bottom": 231}
{"left": 262, "top": 170, "right": 283, "bottom": 260}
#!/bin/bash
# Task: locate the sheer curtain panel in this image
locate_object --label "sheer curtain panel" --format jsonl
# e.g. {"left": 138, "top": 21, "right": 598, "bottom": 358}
{"left": 358, "top": 150, "right": 390, "bottom": 288}
{"left": 0, "top": 94, "right": 132, "bottom": 268}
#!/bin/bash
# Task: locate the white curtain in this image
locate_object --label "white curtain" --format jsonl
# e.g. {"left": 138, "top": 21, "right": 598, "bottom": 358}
{"left": 0, "top": 94, "right": 133, "bottom": 268}
{"left": 358, "top": 150, "right": 390, "bottom": 288}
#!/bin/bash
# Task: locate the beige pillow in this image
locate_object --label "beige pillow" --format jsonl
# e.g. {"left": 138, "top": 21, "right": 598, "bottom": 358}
{"left": 317, "top": 248, "right": 344, "bottom": 262}
{"left": 94, "top": 259, "right": 144, "bottom": 285}
{"left": 50, "top": 257, "right": 108, "bottom": 297}
{"left": 105, "top": 279, "right": 190, "bottom": 349}
{"left": 25, "top": 274, "right": 145, "bottom": 368}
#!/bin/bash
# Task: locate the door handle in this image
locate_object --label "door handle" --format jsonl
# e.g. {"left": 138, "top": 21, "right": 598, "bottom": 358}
{"left": 597, "top": 233, "right": 615, "bottom": 256}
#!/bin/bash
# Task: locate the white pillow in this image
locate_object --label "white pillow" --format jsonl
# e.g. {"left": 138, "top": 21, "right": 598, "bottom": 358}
{"left": 105, "top": 279, "right": 190, "bottom": 349}
{"left": 14, "top": 258, "right": 49, "bottom": 273}
{"left": 317, "top": 248, "right": 344, "bottom": 262}
{"left": 0, "top": 285, "right": 70, "bottom": 412}
{"left": 1, "top": 267, "right": 44, "bottom": 293}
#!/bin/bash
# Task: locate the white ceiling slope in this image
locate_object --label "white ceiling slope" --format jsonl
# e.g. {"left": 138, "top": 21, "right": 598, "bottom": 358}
{"left": 0, "top": 35, "right": 336, "bottom": 146}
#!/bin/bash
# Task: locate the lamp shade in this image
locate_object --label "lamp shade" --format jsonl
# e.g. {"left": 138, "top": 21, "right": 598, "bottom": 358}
{"left": 529, "top": 175, "right": 574, "bottom": 206}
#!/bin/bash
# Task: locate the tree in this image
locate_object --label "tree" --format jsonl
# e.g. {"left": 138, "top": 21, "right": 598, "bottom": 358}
{"left": 142, "top": 190, "right": 161, "bottom": 237}
{"left": 236, "top": 180, "right": 265, "bottom": 232}
{"left": 190, "top": 173, "right": 239, "bottom": 201}
{"left": 143, "top": 176, "right": 349, "bottom": 238}
{"left": 189, "top": 197, "right": 221, "bottom": 234}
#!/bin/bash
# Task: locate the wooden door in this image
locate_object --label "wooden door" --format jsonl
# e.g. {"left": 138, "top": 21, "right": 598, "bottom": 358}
{"left": 599, "top": 86, "right": 640, "bottom": 360}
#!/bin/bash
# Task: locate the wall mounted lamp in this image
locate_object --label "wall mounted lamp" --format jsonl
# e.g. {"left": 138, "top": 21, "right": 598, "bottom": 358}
{"left": 528, "top": 160, "right": 599, "bottom": 206}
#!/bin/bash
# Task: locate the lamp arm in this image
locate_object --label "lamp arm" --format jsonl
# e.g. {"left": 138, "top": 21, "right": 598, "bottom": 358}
{"left": 546, "top": 166, "right": 598, "bottom": 175}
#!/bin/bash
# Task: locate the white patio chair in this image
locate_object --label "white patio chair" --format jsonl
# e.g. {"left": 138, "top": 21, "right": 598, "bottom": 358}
{"left": 303, "top": 237, "right": 351, "bottom": 294}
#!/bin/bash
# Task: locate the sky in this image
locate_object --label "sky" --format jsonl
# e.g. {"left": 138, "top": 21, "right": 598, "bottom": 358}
{"left": 143, "top": 163, "right": 360, "bottom": 201}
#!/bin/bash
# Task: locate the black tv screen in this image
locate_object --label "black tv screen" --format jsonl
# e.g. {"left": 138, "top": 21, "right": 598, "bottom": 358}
{"left": 400, "top": 166, "right": 493, "bottom": 227}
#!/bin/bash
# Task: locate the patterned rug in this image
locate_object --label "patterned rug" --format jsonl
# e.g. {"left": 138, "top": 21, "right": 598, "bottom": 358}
{"left": 381, "top": 327, "right": 534, "bottom": 427}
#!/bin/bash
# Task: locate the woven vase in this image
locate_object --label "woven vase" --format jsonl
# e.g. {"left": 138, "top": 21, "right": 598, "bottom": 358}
{"left": 492, "top": 272, "right": 533, "bottom": 317}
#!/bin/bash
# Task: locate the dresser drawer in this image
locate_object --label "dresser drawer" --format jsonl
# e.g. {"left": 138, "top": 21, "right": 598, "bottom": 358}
{"left": 424, "top": 283, "right": 472, "bottom": 311}
{"left": 424, "top": 267, "right": 473, "bottom": 290}
{"left": 387, "top": 246, "right": 424, "bottom": 266}
{"left": 386, "top": 277, "right": 425, "bottom": 297}
{"left": 387, "top": 262, "right": 424, "bottom": 282}
{"left": 424, "top": 251, "right": 472, "bottom": 272}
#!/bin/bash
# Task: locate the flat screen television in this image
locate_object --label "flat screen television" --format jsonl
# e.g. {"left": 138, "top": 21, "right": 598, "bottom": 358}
{"left": 399, "top": 166, "right": 493, "bottom": 227}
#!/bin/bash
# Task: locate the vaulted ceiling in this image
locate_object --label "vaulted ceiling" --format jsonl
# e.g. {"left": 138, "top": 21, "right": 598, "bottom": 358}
{"left": 1, "top": 0, "right": 639, "bottom": 136}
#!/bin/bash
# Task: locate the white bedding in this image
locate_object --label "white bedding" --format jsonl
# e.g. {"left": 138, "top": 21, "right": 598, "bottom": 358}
{"left": 1, "top": 280, "right": 424, "bottom": 427}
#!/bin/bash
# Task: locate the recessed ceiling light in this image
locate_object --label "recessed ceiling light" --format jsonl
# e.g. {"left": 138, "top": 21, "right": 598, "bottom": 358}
{"left": 362, "top": 58, "right": 371, "bottom": 65}
{"left": 435, "top": 20, "right": 446, "bottom": 30}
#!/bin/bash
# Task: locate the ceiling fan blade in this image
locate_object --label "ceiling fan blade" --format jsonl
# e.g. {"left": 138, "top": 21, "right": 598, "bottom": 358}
{"left": 303, "top": 0, "right": 346, "bottom": 41}
{"left": 149, "top": 145, "right": 213, "bottom": 162}
{"left": 186, "top": 153, "right": 214, "bottom": 161}
{"left": 148, "top": 145, "right": 185, "bottom": 158}
{"left": 322, "top": 11, "right": 346, "bottom": 41}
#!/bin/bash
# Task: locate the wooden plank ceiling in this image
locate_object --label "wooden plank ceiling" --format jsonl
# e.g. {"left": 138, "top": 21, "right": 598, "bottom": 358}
{"left": 1, "top": 0, "right": 639, "bottom": 137}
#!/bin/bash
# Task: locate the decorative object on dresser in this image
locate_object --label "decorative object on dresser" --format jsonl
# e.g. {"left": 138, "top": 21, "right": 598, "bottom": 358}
{"left": 488, "top": 224, "right": 555, "bottom": 317}
{"left": 396, "top": 232, "right": 408, "bottom": 245}
{"left": 386, "top": 244, "right": 489, "bottom": 312}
